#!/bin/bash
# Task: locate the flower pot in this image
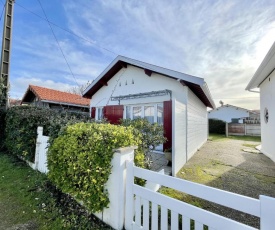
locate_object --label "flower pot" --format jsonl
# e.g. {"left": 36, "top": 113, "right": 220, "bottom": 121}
{"left": 164, "top": 151, "right": 172, "bottom": 166}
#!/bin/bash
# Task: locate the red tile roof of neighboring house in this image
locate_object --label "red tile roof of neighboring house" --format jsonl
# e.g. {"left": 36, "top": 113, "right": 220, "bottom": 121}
{"left": 21, "top": 85, "right": 90, "bottom": 107}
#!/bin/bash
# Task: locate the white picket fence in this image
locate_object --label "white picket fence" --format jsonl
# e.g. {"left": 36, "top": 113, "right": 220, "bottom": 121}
{"left": 30, "top": 127, "right": 275, "bottom": 230}
{"left": 27, "top": 127, "right": 49, "bottom": 173}
{"left": 125, "top": 161, "right": 275, "bottom": 230}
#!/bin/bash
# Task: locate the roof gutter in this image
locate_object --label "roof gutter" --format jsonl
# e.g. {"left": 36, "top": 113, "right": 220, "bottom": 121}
{"left": 41, "top": 100, "right": 89, "bottom": 108}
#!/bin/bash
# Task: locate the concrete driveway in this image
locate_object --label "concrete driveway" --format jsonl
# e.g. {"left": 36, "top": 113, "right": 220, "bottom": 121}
{"left": 176, "top": 138, "right": 275, "bottom": 228}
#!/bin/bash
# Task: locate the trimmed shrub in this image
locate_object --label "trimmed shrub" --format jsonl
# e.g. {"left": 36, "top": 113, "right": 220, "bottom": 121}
{"left": 0, "top": 108, "right": 6, "bottom": 150}
{"left": 47, "top": 122, "right": 140, "bottom": 213}
{"left": 4, "top": 106, "right": 92, "bottom": 161}
{"left": 120, "top": 118, "right": 166, "bottom": 151}
{"left": 120, "top": 118, "right": 166, "bottom": 168}
{"left": 209, "top": 119, "right": 226, "bottom": 134}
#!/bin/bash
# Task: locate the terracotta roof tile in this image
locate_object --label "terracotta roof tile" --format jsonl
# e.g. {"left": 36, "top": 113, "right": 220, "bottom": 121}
{"left": 26, "top": 85, "right": 90, "bottom": 107}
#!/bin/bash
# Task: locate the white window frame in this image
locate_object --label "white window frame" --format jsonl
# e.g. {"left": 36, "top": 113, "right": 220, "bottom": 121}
{"left": 123, "top": 103, "right": 163, "bottom": 124}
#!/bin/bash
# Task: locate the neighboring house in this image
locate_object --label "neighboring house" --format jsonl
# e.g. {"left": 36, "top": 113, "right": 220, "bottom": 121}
{"left": 208, "top": 104, "right": 260, "bottom": 124}
{"left": 83, "top": 56, "right": 215, "bottom": 175}
{"left": 21, "top": 85, "right": 90, "bottom": 113}
{"left": 246, "top": 41, "right": 275, "bottom": 162}
{"left": 8, "top": 98, "right": 21, "bottom": 107}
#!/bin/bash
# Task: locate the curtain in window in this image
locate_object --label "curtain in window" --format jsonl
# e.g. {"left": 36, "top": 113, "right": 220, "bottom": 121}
{"left": 144, "top": 106, "right": 154, "bottom": 124}
{"left": 133, "top": 106, "right": 142, "bottom": 119}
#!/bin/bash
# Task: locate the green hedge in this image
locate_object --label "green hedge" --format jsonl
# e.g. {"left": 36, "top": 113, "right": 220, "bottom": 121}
{"left": 47, "top": 122, "right": 140, "bottom": 213}
{"left": 4, "top": 106, "right": 91, "bottom": 161}
{"left": 209, "top": 119, "right": 226, "bottom": 134}
{"left": 0, "top": 108, "right": 6, "bottom": 150}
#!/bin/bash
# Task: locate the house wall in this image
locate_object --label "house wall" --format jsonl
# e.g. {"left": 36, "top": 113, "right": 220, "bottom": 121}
{"left": 172, "top": 98, "right": 187, "bottom": 176}
{"left": 260, "top": 71, "right": 275, "bottom": 162}
{"left": 187, "top": 89, "right": 208, "bottom": 160}
{"left": 208, "top": 106, "right": 250, "bottom": 123}
{"left": 91, "top": 65, "right": 207, "bottom": 175}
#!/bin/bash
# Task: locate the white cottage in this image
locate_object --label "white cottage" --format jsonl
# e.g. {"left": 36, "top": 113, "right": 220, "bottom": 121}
{"left": 208, "top": 104, "right": 260, "bottom": 123}
{"left": 83, "top": 56, "right": 215, "bottom": 175}
{"left": 246, "top": 42, "right": 275, "bottom": 162}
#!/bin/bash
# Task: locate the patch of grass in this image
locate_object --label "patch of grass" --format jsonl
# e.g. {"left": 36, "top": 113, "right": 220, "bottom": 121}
{"left": 228, "top": 135, "right": 261, "bottom": 142}
{"left": 242, "top": 143, "right": 258, "bottom": 148}
{"left": 177, "top": 165, "right": 221, "bottom": 185}
{"left": 0, "top": 152, "right": 112, "bottom": 230}
{"left": 254, "top": 174, "right": 275, "bottom": 184}
{"left": 159, "top": 187, "right": 205, "bottom": 209}
{"left": 209, "top": 134, "right": 261, "bottom": 142}
{"left": 0, "top": 152, "right": 61, "bottom": 229}
{"left": 208, "top": 134, "right": 227, "bottom": 141}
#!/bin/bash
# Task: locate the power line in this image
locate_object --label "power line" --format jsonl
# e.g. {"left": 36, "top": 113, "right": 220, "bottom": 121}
{"left": 36, "top": 0, "right": 80, "bottom": 87}
{"left": 15, "top": 1, "right": 117, "bottom": 56}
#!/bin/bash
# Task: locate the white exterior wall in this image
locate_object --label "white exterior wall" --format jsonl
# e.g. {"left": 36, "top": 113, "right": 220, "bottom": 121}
{"left": 187, "top": 89, "right": 208, "bottom": 160}
{"left": 91, "top": 65, "right": 209, "bottom": 175}
{"left": 208, "top": 106, "right": 249, "bottom": 123}
{"left": 172, "top": 96, "right": 187, "bottom": 176}
{"left": 260, "top": 71, "right": 275, "bottom": 162}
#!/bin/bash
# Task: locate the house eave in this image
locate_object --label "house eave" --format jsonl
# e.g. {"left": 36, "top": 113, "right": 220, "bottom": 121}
{"left": 246, "top": 42, "right": 275, "bottom": 90}
{"left": 83, "top": 56, "right": 215, "bottom": 108}
{"left": 41, "top": 100, "right": 89, "bottom": 108}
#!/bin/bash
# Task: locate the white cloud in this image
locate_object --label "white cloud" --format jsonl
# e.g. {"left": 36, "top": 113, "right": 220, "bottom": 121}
{"left": 8, "top": 0, "right": 275, "bottom": 110}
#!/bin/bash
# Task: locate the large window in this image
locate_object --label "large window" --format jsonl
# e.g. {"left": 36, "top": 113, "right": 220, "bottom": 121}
{"left": 133, "top": 106, "right": 142, "bottom": 119}
{"left": 144, "top": 105, "right": 155, "bottom": 124}
{"left": 124, "top": 103, "right": 163, "bottom": 125}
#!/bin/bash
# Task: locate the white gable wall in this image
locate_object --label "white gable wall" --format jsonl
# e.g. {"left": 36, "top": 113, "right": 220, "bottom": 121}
{"left": 208, "top": 106, "right": 249, "bottom": 123}
{"left": 91, "top": 65, "right": 209, "bottom": 175}
{"left": 91, "top": 66, "right": 185, "bottom": 107}
{"left": 187, "top": 89, "right": 208, "bottom": 160}
{"left": 260, "top": 71, "right": 275, "bottom": 162}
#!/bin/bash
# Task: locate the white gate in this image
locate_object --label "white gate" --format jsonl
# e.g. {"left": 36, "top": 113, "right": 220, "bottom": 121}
{"left": 125, "top": 161, "right": 275, "bottom": 230}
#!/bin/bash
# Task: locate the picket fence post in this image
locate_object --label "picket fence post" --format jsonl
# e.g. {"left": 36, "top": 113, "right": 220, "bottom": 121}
{"left": 125, "top": 160, "right": 134, "bottom": 230}
{"left": 34, "top": 126, "right": 43, "bottom": 170}
{"left": 260, "top": 195, "right": 275, "bottom": 229}
{"left": 93, "top": 146, "right": 137, "bottom": 230}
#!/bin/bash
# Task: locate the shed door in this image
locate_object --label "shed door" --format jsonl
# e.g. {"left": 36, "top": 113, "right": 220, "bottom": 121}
{"left": 163, "top": 100, "right": 172, "bottom": 151}
{"left": 104, "top": 105, "right": 124, "bottom": 124}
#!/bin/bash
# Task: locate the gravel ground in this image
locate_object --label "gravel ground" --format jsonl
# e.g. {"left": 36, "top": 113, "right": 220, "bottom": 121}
{"left": 177, "top": 139, "right": 275, "bottom": 229}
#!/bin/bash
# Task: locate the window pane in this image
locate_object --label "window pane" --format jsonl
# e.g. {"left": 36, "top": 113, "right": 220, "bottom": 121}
{"left": 133, "top": 106, "right": 142, "bottom": 119}
{"left": 144, "top": 106, "right": 154, "bottom": 124}
{"left": 157, "top": 104, "right": 163, "bottom": 125}
{"left": 126, "top": 106, "right": 131, "bottom": 119}
{"left": 97, "top": 108, "right": 103, "bottom": 120}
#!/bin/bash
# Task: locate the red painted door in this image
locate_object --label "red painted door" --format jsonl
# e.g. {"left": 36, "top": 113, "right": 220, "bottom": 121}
{"left": 91, "top": 107, "right": 96, "bottom": 119}
{"left": 163, "top": 101, "right": 172, "bottom": 151}
{"left": 104, "top": 105, "right": 124, "bottom": 124}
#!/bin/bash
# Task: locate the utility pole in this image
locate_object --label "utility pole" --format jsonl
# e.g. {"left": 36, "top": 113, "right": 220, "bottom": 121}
{"left": 0, "top": 0, "right": 15, "bottom": 110}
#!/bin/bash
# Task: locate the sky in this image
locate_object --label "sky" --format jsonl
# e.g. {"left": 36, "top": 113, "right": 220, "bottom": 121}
{"left": 2, "top": 0, "right": 275, "bottom": 109}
